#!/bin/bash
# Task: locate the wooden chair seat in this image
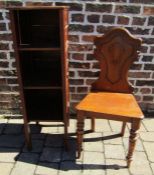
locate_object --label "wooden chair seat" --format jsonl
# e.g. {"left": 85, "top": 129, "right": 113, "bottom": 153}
{"left": 76, "top": 92, "right": 143, "bottom": 119}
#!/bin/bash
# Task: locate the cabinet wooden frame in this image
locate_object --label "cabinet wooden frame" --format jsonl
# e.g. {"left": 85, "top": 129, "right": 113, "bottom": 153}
{"left": 8, "top": 6, "right": 69, "bottom": 149}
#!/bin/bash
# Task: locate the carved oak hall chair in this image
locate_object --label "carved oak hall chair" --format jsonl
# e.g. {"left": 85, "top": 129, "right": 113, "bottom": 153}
{"left": 76, "top": 27, "right": 144, "bottom": 168}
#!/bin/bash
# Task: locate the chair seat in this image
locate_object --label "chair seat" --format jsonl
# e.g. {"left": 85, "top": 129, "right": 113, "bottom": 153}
{"left": 76, "top": 92, "right": 144, "bottom": 118}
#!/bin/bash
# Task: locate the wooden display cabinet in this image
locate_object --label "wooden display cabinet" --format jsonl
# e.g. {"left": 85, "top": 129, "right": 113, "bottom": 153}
{"left": 8, "top": 6, "right": 69, "bottom": 149}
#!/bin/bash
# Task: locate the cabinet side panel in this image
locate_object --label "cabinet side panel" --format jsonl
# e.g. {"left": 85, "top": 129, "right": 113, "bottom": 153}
{"left": 60, "top": 8, "right": 69, "bottom": 124}
{"left": 9, "top": 10, "right": 29, "bottom": 125}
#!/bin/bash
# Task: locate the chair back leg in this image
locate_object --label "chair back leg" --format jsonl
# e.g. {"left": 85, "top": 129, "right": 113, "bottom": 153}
{"left": 121, "top": 122, "right": 127, "bottom": 136}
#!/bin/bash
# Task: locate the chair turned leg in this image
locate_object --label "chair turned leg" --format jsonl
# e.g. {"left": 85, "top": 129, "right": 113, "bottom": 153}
{"left": 76, "top": 111, "right": 84, "bottom": 158}
{"left": 120, "top": 122, "right": 126, "bottom": 136}
{"left": 126, "top": 119, "right": 141, "bottom": 168}
{"left": 91, "top": 118, "right": 95, "bottom": 132}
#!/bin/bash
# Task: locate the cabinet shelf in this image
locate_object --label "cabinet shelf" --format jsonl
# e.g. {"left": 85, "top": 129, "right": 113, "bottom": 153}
{"left": 23, "top": 86, "right": 62, "bottom": 90}
{"left": 18, "top": 47, "right": 61, "bottom": 51}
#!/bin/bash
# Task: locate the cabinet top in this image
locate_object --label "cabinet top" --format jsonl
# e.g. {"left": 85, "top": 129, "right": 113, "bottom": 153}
{"left": 7, "top": 6, "right": 69, "bottom": 10}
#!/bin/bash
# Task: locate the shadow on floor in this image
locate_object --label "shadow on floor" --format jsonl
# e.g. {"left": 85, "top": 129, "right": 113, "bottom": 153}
{"left": 0, "top": 122, "right": 127, "bottom": 171}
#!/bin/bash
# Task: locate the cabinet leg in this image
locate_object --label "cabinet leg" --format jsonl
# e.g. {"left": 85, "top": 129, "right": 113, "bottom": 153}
{"left": 126, "top": 119, "right": 141, "bottom": 168}
{"left": 64, "top": 123, "right": 69, "bottom": 151}
{"left": 24, "top": 122, "right": 32, "bottom": 150}
{"left": 76, "top": 111, "right": 84, "bottom": 158}
{"left": 120, "top": 122, "right": 126, "bottom": 136}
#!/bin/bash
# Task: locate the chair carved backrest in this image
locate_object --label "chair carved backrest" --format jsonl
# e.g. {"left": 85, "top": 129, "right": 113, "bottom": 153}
{"left": 92, "top": 28, "right": 142, "bottom": 93}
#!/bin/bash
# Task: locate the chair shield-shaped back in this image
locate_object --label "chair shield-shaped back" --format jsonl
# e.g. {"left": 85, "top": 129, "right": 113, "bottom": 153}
{"left": 92, "top": 28, "right": 142, "bottom": 93}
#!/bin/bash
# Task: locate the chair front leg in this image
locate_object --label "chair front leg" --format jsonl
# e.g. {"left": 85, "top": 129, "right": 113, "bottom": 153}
{"left": 126, "top": 119, "right": 141, "bottom": 168}
{"left": 76, "top": 110, "right": 85, "bottom": 158}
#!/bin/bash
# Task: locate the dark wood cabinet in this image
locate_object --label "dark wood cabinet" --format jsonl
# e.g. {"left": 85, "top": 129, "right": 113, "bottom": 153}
{"left": 9, "top": 6, "right": 69, "bottom": 148}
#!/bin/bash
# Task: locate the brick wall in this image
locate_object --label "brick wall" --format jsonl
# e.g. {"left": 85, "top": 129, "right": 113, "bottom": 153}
{"left": 0, "top": 0, "right": 154, "bottom": 117}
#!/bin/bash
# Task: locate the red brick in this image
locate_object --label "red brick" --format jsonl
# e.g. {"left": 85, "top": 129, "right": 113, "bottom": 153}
{"left": 68, "top": 35, "right": 79, "bottom": 42}
{"left": 143, "top": 7, "right": 154, "bottom": 15}
{"left": 0, "top": 52, "right": 7, "bottom": 59}
{"left": 86, "top": 54, "right": 95, "bottom": 61}
{"left": 136, "top": 80, "right": 154, "bottom": 86}
{"left": 0, "top": 2, "right": 6, "bottom": 8}
{"left": 92, "top": 62, "right": 100, "bottom": 69}
{"left": 141, "top": 46, "right": 148, "bottom": 53}
{"left": 7, "top": 78, "right": 18, "bottom": 84}
{"left": 26, "top": 2, "right": 53, "bottom": 6}
{"left": 140, "top": 88, "right": 151, "bottom": 94}
{"left": 142, "top": 56, "right": 153, "bottom": 62}
{"left": 0, "top": 78, "right": 6, "bottom": 84}
{"left": 11, "top": 86, "right": 19, "bottom": 92}
{"left": 72, "top": 53, "right": 84, "bottom": 61}
{"left": 86, "top": 79, "right": 96, "bottom": 85}
{"left": 102, "top": 15, "right": 115, "bottom": 24}
{"left": 0, "top": 94, "right": 12, "bottom": 101}
{"left": 78, "top": 71, "right": 99, "bottom": 77}
{"left": 144, "top": 64, "right": 154, "bottom": 70}
{"left": 87, "top": 14, "right": 100, "bottom": 23}
{"left": 4, "top": 1, "right": 22, "bottom": 7}
{"left": 142, "top": 37, "right": 154, "bottom": 44}
{"left": 143, "top": 96, "right": 153, "bottom": 101}
{"left": 71, "top": 14, "right": 84, "bottom": 22}
{"left": 132, "top": 17, "right": 146, "bottom": 25}
{"left": 69, "top": 87, "right": 75, "bottom": 93}
{"left": 97, "top": 26, "right": 113, "bottom": 34}
{"left": 56, "top": 2, "right": 82, "bottom": 11}
{"left": 150, "top": 46, "right": 154, "bottom": 53}
{"left": 69, "top": 24, "right": 94, "bottom": 33}
{"left": 71, "top": 93, "right": 87, "bottom": 100}
{"left": 130, "top": 0, "right": 154, "bottom": 3}
{"left": 0, "top": 23, "right": 6, "bottom": 31}
{"left": 115, "top": 5, "right": 141, "bottom": 14}
{"left": 77, "top": 87, "right": 88, "bottom": 93}
{"left": 0, "top": 70, "right": 17, "bottom": 76}
{"left": 70, "top": 62, "right": 90, "bottom": 69}
{"left": 134, "top": 95, "right": 141, "bottom": 101}
{"left": 129, "top": 72, "right": 151, "bottom": 78}
{"left": 130, "top": 64, "right": 142, "bottom": 70}
{"left": 82, "top": 35, "right": 94, "bottom": 42}
{"left": 86, "top": 4, "right": 112, "bottom": 13}
{"left": 147, "top": 103, "right": 154, "bottom": 110}
{"left": 0, "top": 13, "right": 3, "bottom": 20}
{"left": 100, "top": 0, "right": 126, "bottom": 2}
{"left": 126, "top": 27, "right": 150, "bottom": 35}
{"left": 69, "top": 44, "right": 93, "bottom": 52}
{"left": 129, "top": 80, "right": 135, "bottom": 85}
{"left": 0, "top": 34, "right": 13, "bottom": 41}
{"left": 117, "top": 16, "right": 130, "bottom": 25}
{"left": 0, "top": 43, "right": 9, "bottom": 50}
{"left": 148, "top": 17, "right": 154, "bottom": 26}
{"left": 69, "top": 79, "right": 84, "bottom": 85}
{"left": 0, "top": 61, "right": 9, "bottom": 68}
{"left": 69, "top": 71, "right": 75, "bottom": 77}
